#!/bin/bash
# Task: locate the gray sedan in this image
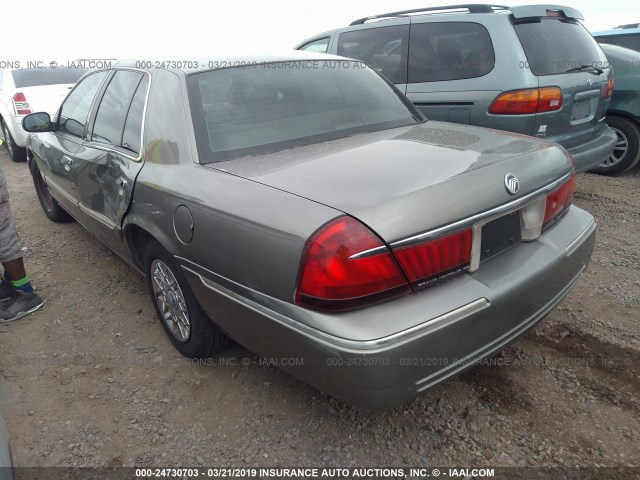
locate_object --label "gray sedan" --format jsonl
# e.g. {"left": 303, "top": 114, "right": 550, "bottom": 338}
{"left": 22, "top": 53, "right": 596, "bottom": 408}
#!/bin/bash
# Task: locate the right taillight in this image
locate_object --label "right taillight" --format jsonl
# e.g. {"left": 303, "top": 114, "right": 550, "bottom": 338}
{"left": 295, "top": 216, "right": 410, "bottom": 311}
{"left": 602, "top": 78, "right": 615, "bottom": 99}
{"left": 544, "top": 173, "right": 576, "bottom": 227}
{"left": 490, "top": 87, "right": 562, "bottom": 114}
{"left": 393, "top": 229, "right": 472, "bottom": 290}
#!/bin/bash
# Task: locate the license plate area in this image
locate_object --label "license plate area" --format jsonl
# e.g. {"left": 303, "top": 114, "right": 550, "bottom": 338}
{"left": 480, "top": 211, "right": 522, "bottom": 262}
{"left": 571, "top": 99, "right": 591, "bottom": 121}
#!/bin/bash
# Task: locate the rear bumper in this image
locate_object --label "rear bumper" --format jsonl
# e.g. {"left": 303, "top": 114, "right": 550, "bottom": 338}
{"left": 182, "top": 207, "right": 596, "bottom": 409}
{"left": 564, "top": 125, "right": 617, "bottom": 173}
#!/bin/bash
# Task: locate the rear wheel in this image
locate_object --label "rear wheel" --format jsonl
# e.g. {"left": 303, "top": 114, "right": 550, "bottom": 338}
{"left": 592, "top": 116, "right": 640, "bottom": 175}
{"left": 31, "top": 164, "right": 72, "bottom": 222}
{"left": 144, "top": 241, "right": 230, "bottom": 358}
{"left": 1, "top": 119, "right": 27, "bottom": 162}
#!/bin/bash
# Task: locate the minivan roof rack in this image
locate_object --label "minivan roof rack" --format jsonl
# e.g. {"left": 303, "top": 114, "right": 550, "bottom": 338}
{"left": 614, "top": 23, "right": 640, "bottom": 29}
{"left": 349, "top": 4, "right": 509, "bottom": 25}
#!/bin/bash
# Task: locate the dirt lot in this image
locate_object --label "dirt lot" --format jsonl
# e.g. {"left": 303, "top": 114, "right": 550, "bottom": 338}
{"left": 0, "top": 147, "right": 638, "bottom": 470}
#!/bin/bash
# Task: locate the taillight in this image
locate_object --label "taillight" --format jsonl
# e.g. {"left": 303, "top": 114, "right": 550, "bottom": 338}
{"left": 12, "top": 93, "right": 32, "bottom": 115}
{"left": 393, "top": 229, "right": 472, "bottom": 289}
{"left": 296, "top": 216, "right": 410, "bottom": 311}
{"left": 490, "top": 88, "right": 562, "bottom": 115}
{"left": 544, "top": 174, "right": 576, "bottom": 227}
{"left": 602, "top": 78, "right": 614, "bottom": 99}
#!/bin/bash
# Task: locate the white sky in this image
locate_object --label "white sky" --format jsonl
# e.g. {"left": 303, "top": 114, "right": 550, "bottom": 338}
{"left": 5, "top": 0, "right": 637, "bottom": 62}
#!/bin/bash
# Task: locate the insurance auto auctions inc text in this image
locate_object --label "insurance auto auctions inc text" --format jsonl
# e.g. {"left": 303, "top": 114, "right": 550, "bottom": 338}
{"left": 241, "top": 467, "right": 493, "bottom": 478}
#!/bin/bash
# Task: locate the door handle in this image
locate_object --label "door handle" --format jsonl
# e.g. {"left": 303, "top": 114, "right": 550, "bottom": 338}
{"left": 62, "top": 156, "right": 72, "bottom": 172}
{"left": 117, "top": 178, "right": 128, "bottom": 188}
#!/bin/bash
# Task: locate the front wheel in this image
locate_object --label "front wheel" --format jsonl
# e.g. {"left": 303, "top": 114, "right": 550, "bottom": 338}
{"left": 592, "top": 116, "right": 640, "bottom": 175}
{"left": 1, "top": 119, "right": 27, "bottom": 162}
{"left": 144, "top": 241, "right": 230, "bottom": 358}
{"left": 31, "top": 164, "right": 72, "bottom": 222}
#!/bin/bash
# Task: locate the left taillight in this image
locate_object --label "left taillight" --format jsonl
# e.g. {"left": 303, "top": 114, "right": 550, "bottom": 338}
{"left": 489, "top": 87, "right": 563, "bottom": 115}
{"left": 393, "top": 230, "right": 472, "bottom": 290}
{"left": 12, "top": 92, "right": 32, "bottom": 115}
{"left": 295, "top": 216, "right": 410, "bottom": 311}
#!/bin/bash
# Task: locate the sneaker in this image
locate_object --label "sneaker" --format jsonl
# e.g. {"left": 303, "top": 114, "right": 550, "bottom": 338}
{"left": 0, "top": 280, "right": 15, "bottom": 302}
{"left": 0, "top": 290, "right": 44, "bottom": 323}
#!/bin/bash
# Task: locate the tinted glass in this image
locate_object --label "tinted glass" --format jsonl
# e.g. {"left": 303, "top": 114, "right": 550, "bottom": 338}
{"left": 611, "top": 34, "right": 640, "bottom": 52}
{"left": 337, "top": 25, "right": 409, "bottom": 83}
{"left": 187, "top": 60, "right": 420, "bottom": 163}
{"left": 11, "top": 68, "right": 87, "bottom": 88}
{"left": 122, "top": 76, "right": 149, "bottom": 154}
{"left": 92, "top": 71, "right": 143, "bottom": 145}
{"left": 408, "top": 22, "right": 494, "bottom": 83}
{"left": 514, "top": 19, "right": 608, "bottom": 75}
{"left": 300, "top": 38, "right": 330, "bottom": 53}
{"left": 58, "top": 71, "right": 108, "bottom": 138}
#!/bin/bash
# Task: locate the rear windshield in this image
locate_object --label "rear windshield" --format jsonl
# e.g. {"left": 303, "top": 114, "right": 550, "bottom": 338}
{"left": 11, "top": 68, "right": 88, "bottom": 88}
{"left": 187, "top": 60, "right": 421, "bottom": 163}
{"left": 514, "top": 19, "right": 609, "bottom": 75}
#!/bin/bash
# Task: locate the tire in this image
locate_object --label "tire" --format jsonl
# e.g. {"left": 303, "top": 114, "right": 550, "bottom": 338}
{"left": 144, "top": 241, "right": 230, "bottom": 358}
{"left": 31, "top": 164, "right": 72, "bottom": 222}
{"left": 1, "top": 119, "right": 27, "bottom": 162}
{"left": 592, "top": 116, "right": 640, "bottom": 175}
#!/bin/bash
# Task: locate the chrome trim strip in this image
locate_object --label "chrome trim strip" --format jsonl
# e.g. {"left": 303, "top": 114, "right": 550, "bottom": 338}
{"left": 415, "top": 266, "right": 586, "bottom": 391}
{"left": 177, "top": 256, "right": 489, "bottom": 352}
{"left": 566, "top": 218, "right": 596, "bottom": 256}
{"left": 82, "top": 143, "right": 140, "bottom": 161}
{"left": 349, "top": 245, "right": 388, "bottom": 260}
{"left": 78, "top": 203, "right": 117, "bottom": 230}
{"left": 390, "top": 172, "right": 573, "bottom": 249}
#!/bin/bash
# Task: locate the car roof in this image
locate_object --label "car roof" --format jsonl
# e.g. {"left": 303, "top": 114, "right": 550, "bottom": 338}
{"left": 114, "top": 51, "right": 348, "bottom": 75}
{"left": 592, "top": 26, "right": 640, "bottom": 37}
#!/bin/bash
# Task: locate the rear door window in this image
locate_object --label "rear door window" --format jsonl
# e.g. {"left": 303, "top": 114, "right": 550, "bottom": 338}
{"left": 337, "top": 25, "right": 409, "bottom": 84}
{"left": 92, "top": 70, "right": 144, "bottom": 146}
{"left": 408, "top": 22, "right": 495, "bottom": 82}
{"left": 514, "top": 19, "right": 608, "bottom": 75}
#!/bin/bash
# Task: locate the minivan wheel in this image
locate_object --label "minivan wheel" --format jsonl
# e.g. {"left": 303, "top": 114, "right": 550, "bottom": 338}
{"left": 592, "top": 116, "right": 640, "bottom": 175}
{"left": 1, "top": 120, "right": 27, "bottom": 162}
{"left": 31, "top": 165, "right": 72, "bottom": 222}
{"left": 144, "top": 241, "right": 231, "bottom": 358}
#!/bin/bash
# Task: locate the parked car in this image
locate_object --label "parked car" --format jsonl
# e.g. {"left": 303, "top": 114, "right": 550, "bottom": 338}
{"left": 593, "top": 24, "right": 640, "bottom": 53}
{"left": 296, "top": 4, "right": 617, "bottom": 173}
{"left": 0, "top": 400, "right": 12, "bottom": 480}
{"left": 0, "top": 67, "right": 87, "bottom": 162}
{"left": 592, "top": 44, "right": 640, "bottom": 174}
{"left": 22, "top": 54, "right": 596, "bottom": 408}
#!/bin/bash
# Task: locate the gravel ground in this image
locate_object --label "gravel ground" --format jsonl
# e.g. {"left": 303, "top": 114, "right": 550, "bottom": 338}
{"left": 0, "top": 149, "right": 638, "bottom": 471}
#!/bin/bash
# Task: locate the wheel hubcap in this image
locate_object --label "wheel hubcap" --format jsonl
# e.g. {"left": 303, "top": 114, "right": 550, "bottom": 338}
{"left": 601, "top": 127, "right": 628, "bottom": 167}
{"left": 151, "top": 259, "right": 191, "bottom": 342}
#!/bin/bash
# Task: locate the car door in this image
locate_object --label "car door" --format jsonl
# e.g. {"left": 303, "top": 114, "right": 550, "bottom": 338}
{"left": 73, "top": 69, "right": 148, "bottom": 257}
{"left": 31, "top": 70, "right": 109, "bottom": 217}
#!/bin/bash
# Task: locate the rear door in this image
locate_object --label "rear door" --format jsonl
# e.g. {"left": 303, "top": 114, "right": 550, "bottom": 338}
{"left": 74, "top": 69, "right": 148, "bottom": 257}
{"left": 512, "top": 14, "right": 612, "bottom": 148}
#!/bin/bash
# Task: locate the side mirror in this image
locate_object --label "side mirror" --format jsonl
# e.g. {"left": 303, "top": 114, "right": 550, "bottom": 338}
{"left": 22, "top": 112, "right": 52, "bottom": 132}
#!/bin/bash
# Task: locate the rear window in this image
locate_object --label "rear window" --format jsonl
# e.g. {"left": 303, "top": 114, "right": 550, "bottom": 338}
{"left": 11, "top": 68, "right": 88, "bottom": 88}
{"left": 514, "top": 19, "right": 608, "bottom": 75}
{"left": 187, "top": 60, "right": 421, "bottom": 163}
{"left": 610, "top": 34, "right": 640, "bottom": 52}
{"left": 408, "top": 22, "right": 495, "bottom": 83}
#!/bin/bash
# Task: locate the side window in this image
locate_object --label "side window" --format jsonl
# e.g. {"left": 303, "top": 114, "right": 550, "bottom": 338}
{"left": 299, "top": 38, "right": 330, "bottom": 53}
{"left": 595, "top": 36, "right": 612, "bottom": 44}
{"left": 408, "top": 22, "right": 495, "bottom": 83}
{"left": 92, "top": 70, "right": 144, "bottom": 146}
{"left": 337, "top": 25, "right": 409, "bottom": 84}
{"left": 611, "top": 34, "right": 640, "bottom": 52}
{"left": 58, "top": 71, "right": 108, "bottom": 138}
{"left": 121, "top": 75, "right": 149, "bottom": 154}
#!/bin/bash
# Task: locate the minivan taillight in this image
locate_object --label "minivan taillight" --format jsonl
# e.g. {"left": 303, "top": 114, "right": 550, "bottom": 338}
{"left": 544, "top": 173, "right": 576, "bottom": 227}
{"left": 490, "top": 88, "right": 563, "bottom": 114}
{"left": 393, "top": 229, "right": 472, "bottom": 289}
{"left": 602, "top": 78, "right": 615, "bottom": 100}
{"left": 12, "top": 93, "right": 32, "bottom": 115}
{"left": 296, "top": 216, "right": 410, "bottom": 311}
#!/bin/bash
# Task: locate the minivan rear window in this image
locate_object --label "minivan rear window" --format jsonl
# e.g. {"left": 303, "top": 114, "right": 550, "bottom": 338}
{"left": 11, "top": 68, "right": 87, "bottom": 88}
{"left": 514, "top": 19, "right": 608, "bottom": 75}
